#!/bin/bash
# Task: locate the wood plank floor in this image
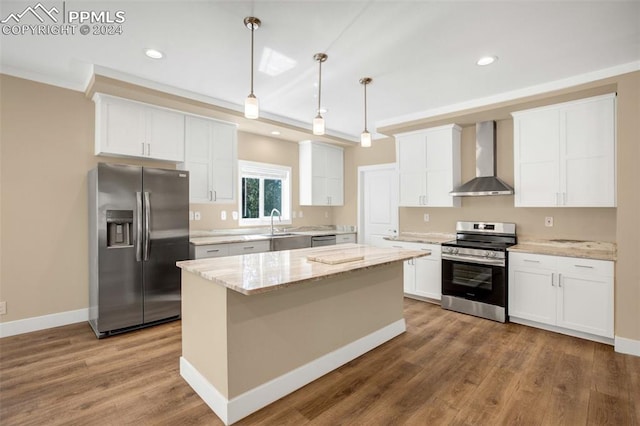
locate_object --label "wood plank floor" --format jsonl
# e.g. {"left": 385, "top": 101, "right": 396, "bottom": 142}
{"left": 1, "top": 299, "right": 638, "bottom": 425}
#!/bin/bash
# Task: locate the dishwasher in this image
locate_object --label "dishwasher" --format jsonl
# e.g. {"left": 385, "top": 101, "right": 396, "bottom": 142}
{"left": 311, "top": 235, "right": 336, "bottom": 247}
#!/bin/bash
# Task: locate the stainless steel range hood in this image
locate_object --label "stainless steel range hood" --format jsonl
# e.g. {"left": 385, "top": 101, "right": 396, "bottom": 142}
{"left": 450, "top": 121, "right": 514, "bottom": 196}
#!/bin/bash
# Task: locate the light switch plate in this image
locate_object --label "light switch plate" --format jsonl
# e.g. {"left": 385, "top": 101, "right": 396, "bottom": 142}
{"left": 194, "top": 211, "right": 201, "bottom": 221}
{"left": 424, "top": 213, "right": 430, "bottom": 222}
{"left": 221, "top": 211, "right": 227, "bottom": 220}
{"left": 545, "top": 216, "right": 553, "bottom": 227}
{"left": 232, "top": 211, "right": 238, "bottom": 220}
{"left": 189, "top": 211, "right": 194, "bottom": 221}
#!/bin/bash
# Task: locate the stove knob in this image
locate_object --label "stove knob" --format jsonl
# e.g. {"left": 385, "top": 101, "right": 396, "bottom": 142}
{"left": 485, "top": 251, "right": 494, "bottom": 258}
{"left": 453, "top": 248, "right": 459, "bottom": 255}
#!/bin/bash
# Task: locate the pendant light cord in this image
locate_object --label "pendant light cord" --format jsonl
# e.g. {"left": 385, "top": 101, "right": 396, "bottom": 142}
{"left": 363, "top": 82, "right": 368, "bottom": 132}
{"left": 317, "top": 60, "right": 322, "bottom": 114}
{"left": 250, "top": 25, "right": 255, "bottom": 96}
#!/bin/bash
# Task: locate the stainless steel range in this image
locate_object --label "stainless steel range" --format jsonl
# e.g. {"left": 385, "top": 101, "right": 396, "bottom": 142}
{"left": 441, "top": 221, "right": 516, "bottom": 322}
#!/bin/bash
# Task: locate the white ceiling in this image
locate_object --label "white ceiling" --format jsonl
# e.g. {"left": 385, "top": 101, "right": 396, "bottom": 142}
{"left": 1, "top": 1, "right": 639, "bottom": 142}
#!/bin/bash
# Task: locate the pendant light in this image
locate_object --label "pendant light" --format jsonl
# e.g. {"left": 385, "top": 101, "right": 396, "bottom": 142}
{"left": 244, "top": 17, "right": 261, "bottom": 119}
{"left": 359, "top": 77, "right": 372, "bottom": 147}
{"left": 313, "top": 53, "right": 328, "bottom": 135}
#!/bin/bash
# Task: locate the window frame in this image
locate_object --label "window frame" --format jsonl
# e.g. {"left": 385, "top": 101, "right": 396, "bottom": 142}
{"left": 238, "top": 160, "right": 292, "bottom": 227}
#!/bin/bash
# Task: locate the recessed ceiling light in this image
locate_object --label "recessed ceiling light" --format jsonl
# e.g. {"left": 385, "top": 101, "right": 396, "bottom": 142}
{"left": 270, "top": 130, "right": 281, "bottom": 135}
{"left": 476, "top": 56, "right": 497, "bottom": 66}
{"left": 144, "top": 48, "right": 164, "bottom": 59}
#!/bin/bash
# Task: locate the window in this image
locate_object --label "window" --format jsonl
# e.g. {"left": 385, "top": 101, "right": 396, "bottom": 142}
{"left": 238, "top": 160, "right": 291, "bottom": 226}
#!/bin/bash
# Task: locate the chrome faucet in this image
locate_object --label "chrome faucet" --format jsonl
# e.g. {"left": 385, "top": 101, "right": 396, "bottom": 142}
{"left": 270, "top": 208, "right": 281, "bottom": 235}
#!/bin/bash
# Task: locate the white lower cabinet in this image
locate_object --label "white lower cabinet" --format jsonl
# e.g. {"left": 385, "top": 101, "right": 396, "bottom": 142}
{"left": 384, "top": 240, "right": 441, "bottom": 301}
{"left": 191, "top": 240, "right": 270, "bottom": 259}
{"left": 336, "top": 233, "right": 356, "bottom": 244}
{"left": 508, "top": 252, "right": 613, "bottom": 340}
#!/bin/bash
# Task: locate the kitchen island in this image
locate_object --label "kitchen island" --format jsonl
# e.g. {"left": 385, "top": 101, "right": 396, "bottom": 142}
{"left": 176, "top": 243, "right": 429, "bottom": 425}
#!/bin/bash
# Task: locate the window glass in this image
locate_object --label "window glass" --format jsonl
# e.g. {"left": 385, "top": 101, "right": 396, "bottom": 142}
{"left": 238, "top": 161, "right": 291, "bottom": 226}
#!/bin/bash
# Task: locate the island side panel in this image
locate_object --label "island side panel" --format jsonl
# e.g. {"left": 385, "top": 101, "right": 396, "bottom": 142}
{"left": 181, "top": 271, "right": 230, "bottom": 398}
{"left": 226, "top": 262, "right": 404, "bottom": 398}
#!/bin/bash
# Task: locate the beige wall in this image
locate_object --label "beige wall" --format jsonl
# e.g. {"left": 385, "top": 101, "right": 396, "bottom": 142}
{"left": 399, "top": 120, "right": 616, "bottom": 241}
{"left": 189, "top": 131, "right": 334, "bottom": 230}
{"left": 1, "top": 71, "right": 638, "bottom": 344}
{"left": 0, "top": 75, "right": 169, "bottom": 322}
{"left": 343, "top": 72, "right": 638, "bottom": 343}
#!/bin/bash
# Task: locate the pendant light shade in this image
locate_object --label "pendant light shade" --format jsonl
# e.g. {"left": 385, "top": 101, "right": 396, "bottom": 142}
{"left": 359, "top": 77, "right": 372, "bottom": 147}
{"left": 244, "top": 17, "right": 261, "bottom": 119}
{"left": 313, "top": 53, "right": 328, "bottom": 135}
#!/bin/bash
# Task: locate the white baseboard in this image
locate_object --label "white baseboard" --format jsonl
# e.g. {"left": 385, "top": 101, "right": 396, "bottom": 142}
{"left": 0, "top": 308, "right": 89, "bottom": 338}
{"left": 181, "top": 318, "right": 406, "bottom": 425}
{"left": 615, "top": 336, "right": 640, "bottom": 357}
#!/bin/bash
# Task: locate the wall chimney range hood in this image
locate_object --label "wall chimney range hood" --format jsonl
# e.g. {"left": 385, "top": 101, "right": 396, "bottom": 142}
{"left": 449, "top": 121, "right": 514, "bottom": 196}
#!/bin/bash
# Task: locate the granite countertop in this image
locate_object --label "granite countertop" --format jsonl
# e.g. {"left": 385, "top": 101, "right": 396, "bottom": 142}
{"left": 384, "top": 232, "right": 455, "bottom": 245}
{"left": 190, "top": 230, "right": 356, "bottom": 245}
{"left": 176, "top": 243, "right": 430, "bottom": 295}
{"left": 508, "top": 239, "right": 616, "bottom": 261}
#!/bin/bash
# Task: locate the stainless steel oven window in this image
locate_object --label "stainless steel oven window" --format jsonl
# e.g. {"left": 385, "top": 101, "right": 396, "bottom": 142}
{"left": 451, "top": 263, "right": 493, "bottom": 290}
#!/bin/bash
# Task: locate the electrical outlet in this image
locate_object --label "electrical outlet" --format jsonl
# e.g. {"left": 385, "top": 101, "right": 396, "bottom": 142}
{"left": 220, "top": 210, "right": 227, "bottom": 221}
{"left": 232, "top": 211, "right": 238, "bottom": 220}
{"left": 423, "top": 213, "right": 430, "bottom": 222}
{"left": 545, "top": 216, "right": 554, "bottom": 227}
{"left": 189, "top": 211, "right": 194, "bottom": 221}
{"left": 194, "top": 211, "right": 201, "bottom": 221}
{"left": 0, "top": 301, "right": 6, "bottom": 315}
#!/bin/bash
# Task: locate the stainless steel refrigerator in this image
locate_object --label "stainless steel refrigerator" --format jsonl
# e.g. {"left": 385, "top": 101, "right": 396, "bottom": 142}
{"left": 88, "top": 163, "right": 189, "bottom": 338}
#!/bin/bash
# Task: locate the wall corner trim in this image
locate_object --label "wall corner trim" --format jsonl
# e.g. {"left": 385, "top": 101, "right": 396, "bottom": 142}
{"left": 614, "top": 335, "right": 640, "bottom": 357}
{"left": 0, "top": 308, "right": 89, "bottom": 338}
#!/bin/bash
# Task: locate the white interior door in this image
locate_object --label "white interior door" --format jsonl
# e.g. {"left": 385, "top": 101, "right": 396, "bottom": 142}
{"left": 358, "top": 164, "right": 399, "bottom": 247}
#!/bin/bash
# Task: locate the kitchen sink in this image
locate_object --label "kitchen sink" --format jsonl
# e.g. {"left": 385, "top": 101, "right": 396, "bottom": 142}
{"left": 269, "top": 234, "right": 312, "bottom": 251}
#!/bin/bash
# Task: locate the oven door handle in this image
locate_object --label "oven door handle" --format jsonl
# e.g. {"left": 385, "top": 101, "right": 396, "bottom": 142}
{"left": 442, "top": 254, "right": 505, "bottom": 267}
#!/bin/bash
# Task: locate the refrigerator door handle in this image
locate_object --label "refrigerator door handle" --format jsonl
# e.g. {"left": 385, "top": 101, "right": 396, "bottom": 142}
{"left": 144, "top": 191, "right": 151, "bottom": 261}
{"left": 135, "top": 192, "right": 143, "bottom": 262}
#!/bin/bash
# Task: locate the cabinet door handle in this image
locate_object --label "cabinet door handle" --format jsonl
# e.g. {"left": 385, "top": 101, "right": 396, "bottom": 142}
{"left": 558, "top": 273, "right": 562, "bottom": 287}
{"left": 551, "top": 273, "right": 555, "bottom": 286}
{"left": 206, "top": 249, "right": 220, "bottom": 253}
{"left": 209, "top": 191, "right": 213, "bottom": 201}
{"left": 213, "top": 190, "right": 217, "bottom": 201}
{"left": 392, "top": 245, "right": 403, "bottom": 249}
{"left": 147, "top": 143, "right": 151, "bottom": 156}
{"left": 574, "top": 264, "right": 594, "bottom": 269}
{"left": 563, "top": 192, "right": 567, "bottom": 205}
{"left": 555, "top": 192, "right": 560, "bottom": 205}
{"left": 244, "top": 246, "right": 254, "bottom": 250}
{"left": 524, "top": 259, "right": 540, "bottom": 263}
{"left": 141, "top": 143, "right": 145, "bottom": 156}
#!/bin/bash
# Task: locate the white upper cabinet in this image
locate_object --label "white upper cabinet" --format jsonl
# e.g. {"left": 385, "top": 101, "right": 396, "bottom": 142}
{"left": 299, "top": 141, "right": 344, "bottom": 206}
{"left": 179, "top": 116, "right": 237, "bottom": 204}
{"left": 512, "top": 93, "right": 616, "bottom": 207}
{"left": 395, "top": 124, "right": 461, "bottom": 207}
{"left": 94, "top": 93, "right": 185, "bottom": 162}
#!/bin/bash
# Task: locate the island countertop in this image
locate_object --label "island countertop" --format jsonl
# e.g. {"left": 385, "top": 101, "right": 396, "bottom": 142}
{"left": 176, "top": 243, "right": 429, "bottom": 295}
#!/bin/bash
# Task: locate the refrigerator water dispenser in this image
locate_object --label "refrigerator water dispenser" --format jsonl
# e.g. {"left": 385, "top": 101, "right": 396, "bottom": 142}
{"left": 106, "top": 210, "right": 133, "bottom": 247}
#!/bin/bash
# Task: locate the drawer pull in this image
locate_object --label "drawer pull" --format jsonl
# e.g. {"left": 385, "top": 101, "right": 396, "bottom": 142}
{"left": 392, "top": 245, "right": 403, "bottom": 249}
{"left": 574, "top": 264, "right": 594, "bottom": 269}
{"left": 206, "top": 249, "right": 220, "bottom": 253}
{"left": 524, "top": 259, "right": 540, "bottom": 263}
{"left": 244, "top": 246, "right": 254, "bottom": 250}
{"left": 551, "top": 273, "right": 555, "bottom": 286}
